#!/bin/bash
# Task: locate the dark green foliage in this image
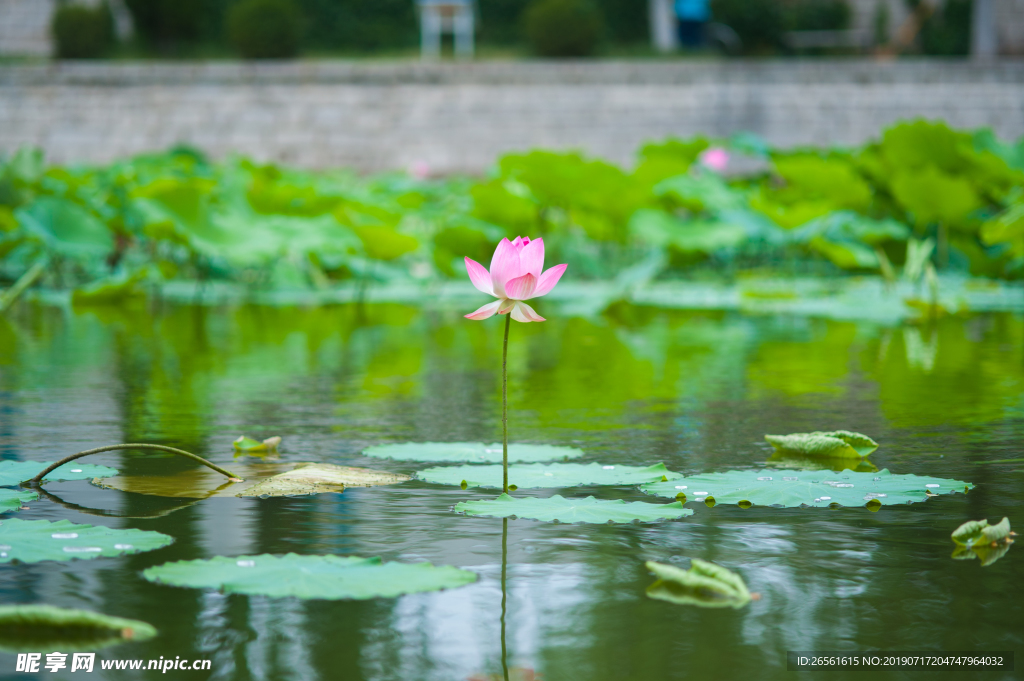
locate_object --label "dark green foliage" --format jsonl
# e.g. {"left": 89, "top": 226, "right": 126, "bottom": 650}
{"left": 785, "top": 0, "right": 851, "bottom": 31}
{"left": 227, "top": 0, "right": 303, "bottom": 59}
{"left": 123, "top": 0, "right": 207, "bottom": 44}
{"left": 51, "top": 2, "right": 115, "bottom": 59}
{"left": 524, "top": 0, "right": 604, "bottom": 57}
{"left": 294, "top": 0, "right": 417, "bottom": 52}
{"left": 710, "top": 0, "right": 785, "bottom": 53}
{"left": 479, "top": 0, "right": 532, "bottom": 45}
{"left": 596, "top": 0, "right": 648, "bottom": 44}
{"left": 921, "top": 0, "right": 972, "bottom": 56}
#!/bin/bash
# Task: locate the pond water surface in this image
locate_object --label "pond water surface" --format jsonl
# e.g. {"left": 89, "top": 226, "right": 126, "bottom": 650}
{"left": 0, "top": 301, "right": 1021, "bottom": 680}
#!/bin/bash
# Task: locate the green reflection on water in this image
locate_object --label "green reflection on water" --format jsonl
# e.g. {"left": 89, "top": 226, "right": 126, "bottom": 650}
{"left": 0, "top": 302, "right": 1021, "bottom": 680}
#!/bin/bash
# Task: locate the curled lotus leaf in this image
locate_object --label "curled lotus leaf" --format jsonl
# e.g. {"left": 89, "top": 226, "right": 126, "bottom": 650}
{"left": 233, "top": 435, "right": 282, "bottom": 453}
{"left": 363, "top": 442, "right": 583, "bottom": 464}
{"left": 0, "top": 518, "right": 173, "bottom": 564}
{"left": 640, "top": 468, "right": 972, "bottom": 508}
{"left": 95, "top": 462, "right": 409, "bottom": 499}
{"left": 0, "top": 488, "right": 37, "bottom": 513}
{"left": 0, "top": 605, "right": 156, "bottom": 653}
{"left": 418, "top": 462, "right": 681, "bottom": 489}
{"left": 142, "top": 554, "right": 476, "bottom": 600}
{"left": 0, "top": 460, "right": 118, "bottom": 487}
{"left": 454, "top": 493, "right": 692, "bottom": 524}
{"left": 951, "top": 517, "right": 1012, "bottom": 547}
{"left": 765, "top": 430, "right": 878, "bottom": 458}
{"left": 645, "top": 559, "right": 753, "bottom": 609}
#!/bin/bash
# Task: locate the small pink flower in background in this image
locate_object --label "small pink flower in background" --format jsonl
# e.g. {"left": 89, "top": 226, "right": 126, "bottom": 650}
{"left": 408, "top": 160, "right": 431, "bottom": 180}
{"left": 464, "top": 236, "right": 567, "bottom": 323}
{"left": 699, "top": 147, "right": 729, "bottom": 173}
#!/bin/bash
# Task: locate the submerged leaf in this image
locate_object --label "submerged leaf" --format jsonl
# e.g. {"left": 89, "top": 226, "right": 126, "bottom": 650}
{"left": 0, "top": 519, "right": 173, "bottom": 564}
{"left": 0, "top": 605, "right": 156, "bottom": 652}
{"left": 454, "top": 493, "right": 692, "bottom": 524}
{"left": 233, "top": 435, "right": 282, "bottom": 453}
{"left": 645, "top": 559, "right": 753, "bottom": 609}
{"left": 951, "top": 517, "right": 1012, "bottom": 547}
{"left": 363, "top": 442, "right": 583, "bottom": 464}
{"left": 640, "top": 468, "right": 971, "bottom": 508}
{"left": 0, "top": 460, "right": 118, "bottom": 487}
{"left": 143, "top": 554, "right": 476, "bottom": 599}
{"left": 96, "top": 462, "right": 409, "bottom": 499}
{"left": 765, "top": 430, "right": 878, "bottom": 458}
{"left": 418, "top": 462, "right": 681, "bottom": 489}
{"left": 0, "top": 488, "right": 38, "bottom": 512}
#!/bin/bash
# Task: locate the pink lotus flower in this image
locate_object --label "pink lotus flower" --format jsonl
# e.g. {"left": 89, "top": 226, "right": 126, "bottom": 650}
{"left": 699, "top": 147, "right": 729, "bottom": 173}
{"left": 464, "top": 236, "right": 566, "bottom": 323}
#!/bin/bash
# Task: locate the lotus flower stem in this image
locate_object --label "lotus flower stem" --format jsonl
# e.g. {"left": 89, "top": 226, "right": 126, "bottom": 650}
{"left": 502, "top": 314, "right": 510, "bottom": 495}
{"left": 500, "top": 516, "right": 510, "bottom": 681}
{"left": 25, "top": 444, "right": 243, "bottom": 486}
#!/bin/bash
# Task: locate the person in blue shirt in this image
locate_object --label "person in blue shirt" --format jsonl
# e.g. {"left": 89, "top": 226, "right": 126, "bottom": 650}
{"left": 675, "top": 0, "right": 710, "bottom": 48}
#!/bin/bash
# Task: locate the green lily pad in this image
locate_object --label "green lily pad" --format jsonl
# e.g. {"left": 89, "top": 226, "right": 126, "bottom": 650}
{"left": 640, "top": 468, "right": 972, "bottom": 508}
{"left": 951, "top": 517, "right": 1012, "bottom": 547}
{"left": 233, "top": 435, "right": 281, "bottom": 453}
{"left": 0, "top": 488, "right": 37, "bottom": 512}
{"left": 95, "top": 462, "right": 409, "bottom": 499}
{"left": 417, "top": 463, "right": 681, "bottom": 489}
{"left": 952, "top": 543, "right": 1012, "bottom": 567}
{"left": 0, "top": 519, "right": 173, "bottom": 564}
{"left": 0, "top": 461, "right": 119, "bottom": 487}
{"left": 363, "top": 442, "right": 583, "bottom": 464}
{"left": 453, "top": 493, "right": 692, "bottom": 524}
{"left": 0, "top": 605, "right": 156, "bottom": 653}
{"left": 142, "top": 554, "right": 476, "bottom": 599}
{"left": 765, "top": 430, "right": 878, "bottom": 458}
{"left": 645, "top": 559, "right": 754, "bottom": 609}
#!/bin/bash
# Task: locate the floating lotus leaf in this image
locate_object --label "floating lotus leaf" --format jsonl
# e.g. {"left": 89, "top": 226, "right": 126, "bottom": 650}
{"left": 454, "top": 493, "right": 692, "bottom": 524}
{"left": 142, "top": 554, "right": 476, "bottom": 599}
{"left": 95, "top": 462, "right": 409, "bottom": 499}
{"left": 0, "top": 519, "right": 173, "bottom": 564}
{"left": 765, "top": 430, "right": 878, "bottom": 458}
{"left": 0, "top": 489, "right": 37, "bottom": 512}
{"left": 233, "top": 435, "right": 281, "bottom": 453}
{"left": 0, "top": 605, "right": 156, "bottom": 653}
{"left": 640, "top": 468, "right": 971, "bottom": 508}
{"left": 363, "top": 442, "right": 583, "bottom": 464}
{"left": 645, "top": 559, "right": 753, "bottom": 609}
{"left": 951, "top": 517, "right": 1012, "bottom": 547}
{"left": 952, "top": 543, "right": 1012, "bottom": 567}
{"left": 418, "top": 463, "right": 680, "bottom": 489}
{"left": 0, "top": 461, "right": 118, "bottom": 487}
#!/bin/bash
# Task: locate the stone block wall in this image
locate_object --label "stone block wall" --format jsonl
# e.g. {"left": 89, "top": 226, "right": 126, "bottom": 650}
{"left": 1, "top": 60, "right": 1022, "bottom": 173}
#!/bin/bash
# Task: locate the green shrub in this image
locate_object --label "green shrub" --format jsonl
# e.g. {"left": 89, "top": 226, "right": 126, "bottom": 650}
{"left": 524, "top": 0, "right": 603, "bottom": 57}
{"left": 123, "top": 0, "right": 206, "bottom": 45}
{"left": 921, "top": 0, "right": 972, "bottom": 56}
{"left": 52, "top": 2, "right": 115, "bottom": 59}
{"left": 710, "top": 0, "right": 785, "bottom": 53}
{"left": 227, "top": 0, "right": 303, "bottom": 59}
{"left": 785, "top": 0, "right": 851, "bottom": 31}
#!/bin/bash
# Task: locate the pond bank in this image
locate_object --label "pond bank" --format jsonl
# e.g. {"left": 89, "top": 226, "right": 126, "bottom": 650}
{"left": 2, "top": 58, "right": 1023, "bottom": 172}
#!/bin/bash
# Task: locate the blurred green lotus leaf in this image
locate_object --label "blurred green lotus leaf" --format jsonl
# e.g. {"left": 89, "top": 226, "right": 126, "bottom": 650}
{"left": 454, "top": 493, "right": 692, "bottom": 524}
{"left": 232, "top": 435, "right": 281, "bottom": 453}
{"left": 0, "top": 605, "right": 156, "bottom": 652}
{"left": 142, "top": 554, "right": 476, "bottom": 599}
{"left": 71, "top": 269, "right": 150, "bottom": 306}
{"left": 0, "top": 519, "right": 172, "bottom": 564}
{"left": 951, "top": 517, "right": 1012, "bottom": 547}
{"left": 645, "top": 559, "right": 753, "bottom": 609}
{"left": 419, "top": 462, "right": 681, "bottom": 489}
{"left": 765, "top": 430, "right": 878, "bottom": 458}
{"left": 363, "top": 442, "right": 583, "bottom": 464}
{"left": 16, "top": 196, "right": 113, "bottom": 258}
{"left": 0, "top": 460, "right": 118, "bottom": 487}
{"left": 641, "top": 468, "right": 971, "bottom": 508}
{"left": 0, "top": 488, "right": 37, "bottom": 512}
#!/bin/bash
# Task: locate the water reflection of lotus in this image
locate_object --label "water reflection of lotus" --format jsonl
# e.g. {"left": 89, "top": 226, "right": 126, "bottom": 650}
{"left": 766, "top": 452, "right": 878, "bottom": 473}
{"left": 951, "top": 542, "right": 1012, "bottom": 567}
